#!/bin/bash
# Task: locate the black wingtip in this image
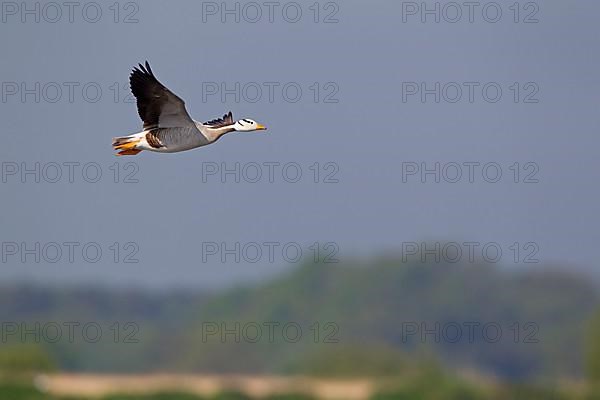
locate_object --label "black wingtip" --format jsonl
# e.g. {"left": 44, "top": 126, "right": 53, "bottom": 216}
{"left": 131, "top": 61, "right": 155, "bottom": 78}
{"left": 145, "top": 61, "right": 153, "bottom": 75}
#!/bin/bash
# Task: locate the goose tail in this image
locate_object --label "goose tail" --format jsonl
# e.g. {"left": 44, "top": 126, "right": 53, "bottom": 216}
{"left": 112, "top": 134, "right": 143, "bottom": 156}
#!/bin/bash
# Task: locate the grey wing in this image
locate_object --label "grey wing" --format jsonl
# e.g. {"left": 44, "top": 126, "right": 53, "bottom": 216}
{"left": 129, "top": 61, "right": 195, "bottom": 130}
{"left": 146, "top": 126, "right": 209, "bottom": 150}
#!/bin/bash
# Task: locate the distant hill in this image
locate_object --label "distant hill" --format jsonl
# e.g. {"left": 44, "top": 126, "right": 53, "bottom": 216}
{"left": 1, "top": 258, "right": 598, "bottom": 380}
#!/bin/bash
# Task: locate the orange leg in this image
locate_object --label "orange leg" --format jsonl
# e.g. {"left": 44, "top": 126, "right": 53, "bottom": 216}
{"left": 117, "top": 149, "right": 142, "bottom": 156}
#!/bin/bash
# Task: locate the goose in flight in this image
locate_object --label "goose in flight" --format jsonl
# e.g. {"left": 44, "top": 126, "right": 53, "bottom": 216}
{"left": 113, "top": 62, "right": 267, "bottom": 156}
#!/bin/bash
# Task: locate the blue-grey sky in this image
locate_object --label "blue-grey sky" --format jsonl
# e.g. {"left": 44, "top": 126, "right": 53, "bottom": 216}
{"left": 1, "top": 1, "right": 599, "bottom": 289}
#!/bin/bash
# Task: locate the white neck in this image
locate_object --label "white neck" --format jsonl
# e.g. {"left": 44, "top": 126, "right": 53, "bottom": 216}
{"left": 207, "top": 125, "right": 235, "bottom": 142}
{"left": 196, "top": 121, "right": 236, "bottom": 142}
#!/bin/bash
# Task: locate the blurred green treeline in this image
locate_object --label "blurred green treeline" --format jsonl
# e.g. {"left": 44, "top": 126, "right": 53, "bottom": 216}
{"left": 2, "top": 254, "right": 600, "bottom": 398}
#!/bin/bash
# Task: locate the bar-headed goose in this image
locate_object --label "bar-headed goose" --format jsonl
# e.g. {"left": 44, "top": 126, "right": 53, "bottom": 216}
{"left": 113, "top": 62, "right": 267, "bottom": 156}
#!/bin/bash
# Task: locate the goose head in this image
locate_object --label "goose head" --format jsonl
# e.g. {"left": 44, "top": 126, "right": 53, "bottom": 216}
{"left": 233, "top": 118, "right": 267, "bottom": 132}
